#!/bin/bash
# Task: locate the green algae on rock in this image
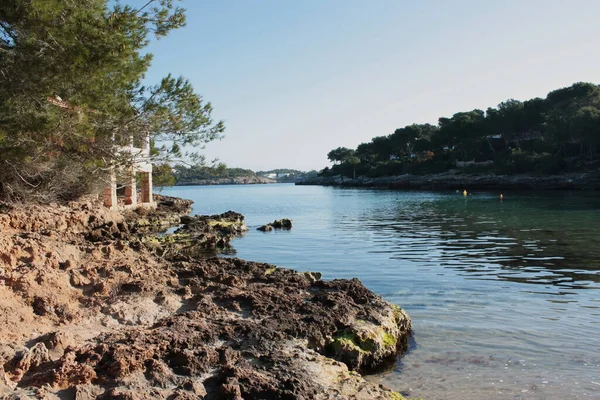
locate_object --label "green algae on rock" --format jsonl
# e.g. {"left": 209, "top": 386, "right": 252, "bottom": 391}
{"left": 325, "top": 304, "right": 411, "bottom": 372}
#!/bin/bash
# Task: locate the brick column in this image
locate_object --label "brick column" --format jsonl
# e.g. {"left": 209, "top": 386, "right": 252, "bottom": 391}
{"left": 123, "top": 172, "right": 137, "bottom": 206}
{"left": 140, "top": 172, "right": 152, "bottom": 203}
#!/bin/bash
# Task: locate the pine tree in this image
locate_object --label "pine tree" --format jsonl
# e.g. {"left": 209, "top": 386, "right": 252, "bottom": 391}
{"left": 0, "top": 0, "right": 224, "bottom": 201}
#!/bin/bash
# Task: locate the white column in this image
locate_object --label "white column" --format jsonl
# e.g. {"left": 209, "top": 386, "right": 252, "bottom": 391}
{"left": 123, "top": 169, "right": 137, "bottom": 206}
{"left": 103, "top": 171, "right": 117, "bottom": 208}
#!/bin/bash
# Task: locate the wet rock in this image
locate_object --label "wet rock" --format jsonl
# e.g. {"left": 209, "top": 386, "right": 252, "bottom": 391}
{"left": 272, "top": 218, "right": 292, "bottom": 229}
{"left": 258, "top": 218, "right": 293, "bottom": 231}
{"left": 179, "top": 211, "right": 247, "bottom": 236}
{"left": 153, "top": 211, "right": 248, "bottom": 257}
{"left": 325, "top": 305, "right": 411, "bottom": 371}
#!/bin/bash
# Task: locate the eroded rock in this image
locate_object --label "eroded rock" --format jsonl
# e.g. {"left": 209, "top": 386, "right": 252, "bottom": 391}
{"left": 0, "top": 200, "right": 411, "bottom": 399}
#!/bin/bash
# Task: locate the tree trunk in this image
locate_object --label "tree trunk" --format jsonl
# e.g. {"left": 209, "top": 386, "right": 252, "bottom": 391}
{"left": 486, "top": 138, "right": 495, "bottom": 154}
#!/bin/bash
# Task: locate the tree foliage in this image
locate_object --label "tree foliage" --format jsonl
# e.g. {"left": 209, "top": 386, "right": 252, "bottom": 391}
{"left": 0, "top": 0, "right": 224, "bottom": 201}
{"left": 327, "top": 147, "right": 355, "bottom": 164}
{"left": 173, "top": 164, "right": 257, "bottom": 183}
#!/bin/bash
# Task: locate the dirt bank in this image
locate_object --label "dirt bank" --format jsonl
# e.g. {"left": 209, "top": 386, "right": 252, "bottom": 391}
{"left": 0, "top": 197, "right": 412, "bottom": 399}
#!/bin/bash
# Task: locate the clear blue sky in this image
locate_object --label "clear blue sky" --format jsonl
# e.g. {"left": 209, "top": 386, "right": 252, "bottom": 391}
{"left": 141, "top": 0, "right": 600, "bottom": 171}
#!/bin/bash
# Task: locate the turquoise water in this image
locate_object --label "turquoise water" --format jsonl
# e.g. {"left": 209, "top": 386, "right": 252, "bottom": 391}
{"left": 159, "top": 184, "right": 600, "bottom": 400}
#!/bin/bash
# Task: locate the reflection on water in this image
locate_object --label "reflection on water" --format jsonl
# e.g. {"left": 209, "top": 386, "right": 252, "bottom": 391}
{"left": 366, "top": 193, "right": 600, "bottom": 291}
{"left": 159, "top": 185, "right": 600, "bottom": 400}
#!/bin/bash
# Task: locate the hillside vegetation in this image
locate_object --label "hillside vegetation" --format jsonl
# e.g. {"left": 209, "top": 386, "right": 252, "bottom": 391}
{"left": 167, "top": 165, "right": 318, "bottom": 185}
{"left": 174, "top": 164, "right": 257, "bottom": 182}
{"left": 323, "top": 82, "right": 600, "bottom": 179}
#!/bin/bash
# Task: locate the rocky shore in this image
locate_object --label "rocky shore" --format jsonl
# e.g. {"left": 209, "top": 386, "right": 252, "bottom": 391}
{"left": 297, "top": 169, "right": 600, "bottom": 190}
{"left": 0, "top": 196, "right": 412, "bottom": 399}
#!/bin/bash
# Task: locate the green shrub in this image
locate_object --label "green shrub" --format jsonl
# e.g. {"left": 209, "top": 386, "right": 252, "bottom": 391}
{"left": 534, "top": 153, "right": 565, "bottom": 174}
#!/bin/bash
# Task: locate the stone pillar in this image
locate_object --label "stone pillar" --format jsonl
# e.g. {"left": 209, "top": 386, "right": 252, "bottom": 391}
{"left": 103, "top": 172, "right": 117, "bottom": 208}
{"left": 140, "top": 172, "right": 152, "bottom": 203}
{"left": 123, "top": 172, "right": 137, "bottom": 206}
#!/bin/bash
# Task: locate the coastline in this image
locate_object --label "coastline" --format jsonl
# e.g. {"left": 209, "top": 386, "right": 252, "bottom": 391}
{"left": 0, "top": 196, "right": 412, "bottom": 399}
{"left": 296, "top": 169, "right": 600, "bottom": 190}
{"left": 174, "top": 176, "right": 276, "bottom": 186}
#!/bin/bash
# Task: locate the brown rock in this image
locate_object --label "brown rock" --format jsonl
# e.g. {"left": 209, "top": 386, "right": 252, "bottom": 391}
{"left": 0, "top": 200, "right": 411, "bottom": 399}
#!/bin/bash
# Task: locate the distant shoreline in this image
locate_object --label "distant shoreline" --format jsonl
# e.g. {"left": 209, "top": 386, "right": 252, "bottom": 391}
{"left": 296, "top": 170, "right": 600, "bottom": 190}
{"left": 174, "top": 176, "right": 276, "bottom": 186}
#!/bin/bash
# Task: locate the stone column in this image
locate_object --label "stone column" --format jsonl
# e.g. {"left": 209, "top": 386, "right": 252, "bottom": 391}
{"left": 103, "top": 172, "right": 117, "bottom": 208}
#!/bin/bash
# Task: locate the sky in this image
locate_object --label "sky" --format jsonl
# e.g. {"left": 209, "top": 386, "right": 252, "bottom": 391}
{"left": 141, "top": 0, "right": 600, "bottom": 171}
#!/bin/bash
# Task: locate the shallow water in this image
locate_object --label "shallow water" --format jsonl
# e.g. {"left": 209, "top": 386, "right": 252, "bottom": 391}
{"left": 160, "top": 184, "right": 600, "bottom": 399}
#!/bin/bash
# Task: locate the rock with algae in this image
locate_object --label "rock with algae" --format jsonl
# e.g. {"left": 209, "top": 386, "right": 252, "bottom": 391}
{"left": 325, "top": 304, "right": 411, "bottom": 371}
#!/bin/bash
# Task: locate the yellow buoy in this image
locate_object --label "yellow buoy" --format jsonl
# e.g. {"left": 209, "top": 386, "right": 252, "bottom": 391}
{"left": 463, "top": 190, "right": 467, "bottom": 196}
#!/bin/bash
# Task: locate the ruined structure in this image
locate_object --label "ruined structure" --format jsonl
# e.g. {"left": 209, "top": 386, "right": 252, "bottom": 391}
{"left": 102, "top": 134, "right": 154, "bottom": 208}
{"left": 47, "top": 95, "right": 154, "bottom": 208}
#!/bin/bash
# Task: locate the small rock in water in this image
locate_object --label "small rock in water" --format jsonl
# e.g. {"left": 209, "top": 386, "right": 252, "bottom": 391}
{"left": 258, "top": 218, "right": 292, "bottom": 231}
{"left": 272, "top": 219, "right": 292, "bottom": 229}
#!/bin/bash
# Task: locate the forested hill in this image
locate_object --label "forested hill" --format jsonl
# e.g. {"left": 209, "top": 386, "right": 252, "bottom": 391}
{"left": 322, "top": 82, "right": 600, "bottom": 179}
{"left": 171, "top": 165, "right": 267, "bottom": 185}
{"left": 169, "top": 165, "right": 318, "bottom": 185}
